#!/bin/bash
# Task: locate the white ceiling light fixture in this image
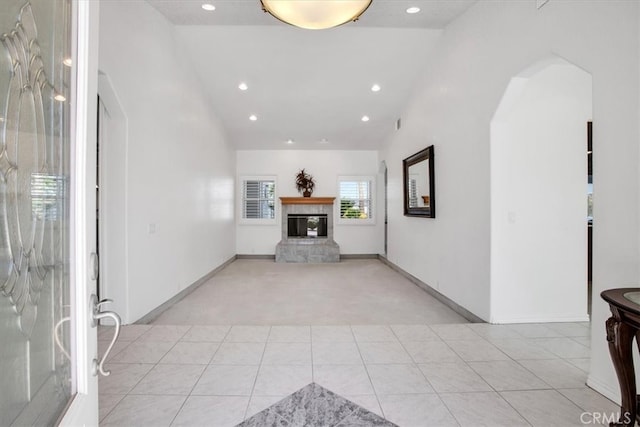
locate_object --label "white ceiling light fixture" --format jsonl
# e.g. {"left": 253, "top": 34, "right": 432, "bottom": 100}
{"left": 406, "top": 6, "right": 421, "bottom": 14}
{"left": 287, "top": 139, "right": 294, "bottom": 144}
{"left": 371, "top": 84, "right": 381, "bottom": 92}
{"left": 202, "top": 3, "right": 216, "bottom": 11}
{"left": 261, "top": 0, "right": 372, "bottom": 30}
{"left": 361, "top": 115, "right": 370, "bottom": 122}
{"left": 249, "top": 114, "right": 258, "bottom": 121}
{"left": 238, "top": 82, "right": 248, "bottom": 91}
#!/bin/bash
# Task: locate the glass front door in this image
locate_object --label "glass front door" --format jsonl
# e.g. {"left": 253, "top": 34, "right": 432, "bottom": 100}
{"left": 0, "top": 0, "right": 74, "bottom": 424}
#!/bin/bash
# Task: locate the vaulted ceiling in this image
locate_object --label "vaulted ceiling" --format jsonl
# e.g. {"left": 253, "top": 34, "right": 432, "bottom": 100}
{"left": 147, "top": 0, "right": 476, "bottom": 149}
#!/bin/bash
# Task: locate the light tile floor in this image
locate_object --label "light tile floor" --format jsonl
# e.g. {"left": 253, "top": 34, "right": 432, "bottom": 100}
{"left": 98, "top": 322, "right": 618, "bottom": 426}
{"left": 98, "top": 260, "right": 615, "bottom": 426}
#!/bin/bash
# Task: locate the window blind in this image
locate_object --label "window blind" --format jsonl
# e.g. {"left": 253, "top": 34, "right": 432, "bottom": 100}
{"left": 409, "top": 178, "right": 418, "bottom": 208}
{"left": 242, "top": 180, "right": 275, "bottom": 219}
{"left": 339, "top": 180, "right": 372, "bottom": 220}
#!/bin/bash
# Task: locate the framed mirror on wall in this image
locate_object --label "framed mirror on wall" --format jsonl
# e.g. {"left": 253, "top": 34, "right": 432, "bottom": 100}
{"left": 403, "top": 145, "right": 435, "bottom": 218}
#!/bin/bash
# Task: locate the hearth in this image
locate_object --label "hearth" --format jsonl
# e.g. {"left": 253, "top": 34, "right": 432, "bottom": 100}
{"left": 276, "top": 197, "right": 340, "bottom": 263}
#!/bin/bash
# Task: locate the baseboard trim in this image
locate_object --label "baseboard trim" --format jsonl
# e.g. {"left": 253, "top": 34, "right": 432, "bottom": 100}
{"left": 340, "top": 254, "right": 379, "bottom": 260}
{"left": 236, "top": 254, "right": 276, "bottom": 260}
{"left": 136, "top": 255, "right": 237, "bottom": 324}
{"left": 490, "top": 314, "right": 590, "bottom": 324}
{"left": 587, "top": 374, "right": 620, "bottom": 405}
{"left": 236, "top": 254, "right": 379, "bottom": 260}
{"left": 377, "top": 255, "right": 485, "bottom": 323}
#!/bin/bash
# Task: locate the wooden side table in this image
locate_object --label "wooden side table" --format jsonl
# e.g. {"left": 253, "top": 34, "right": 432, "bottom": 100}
{"left": 602, "top": 288, "right": 640, "bottom": 426}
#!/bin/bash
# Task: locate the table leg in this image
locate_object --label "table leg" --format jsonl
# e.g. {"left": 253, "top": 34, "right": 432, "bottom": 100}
{"left": 606, "top": 316, "right": 637, "bottom": 426}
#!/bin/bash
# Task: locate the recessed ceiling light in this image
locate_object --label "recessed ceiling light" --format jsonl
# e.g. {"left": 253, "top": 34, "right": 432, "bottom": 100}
{"left": 287, "top": 139, "right": 294, "bottom": 144}
{"left": 238, "top": 82, "right": 248, "bottom": 91}
{"left": 361, "top": 115, "right": 370, "bottom": 122}
{"left": 319, "top": 138, "right": 329, "bottom": 144}
{"left": 406, "top": 6, "right": 421, "bottom": 14}
{"left": 54, "top": 93, "right": 66, "bottom": 102}
{"left": 202, "top": 3, "right": 216, "bottom": 11}
{"left": 63, "top": 58, "right": 72, "bottom": 67}
{"left": 371, "top": 84, "right": 381, "bottom": 92}
{"left": 249, "top": 114, "right": 257, "bottom": 121}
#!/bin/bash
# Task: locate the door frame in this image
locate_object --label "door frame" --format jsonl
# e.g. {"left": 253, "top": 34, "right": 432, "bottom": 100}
{"left": 384, "top": 161, "right": 388, "bottom": 256}
{"left": 58, "top": 0, "right": 100, "bottom": 424}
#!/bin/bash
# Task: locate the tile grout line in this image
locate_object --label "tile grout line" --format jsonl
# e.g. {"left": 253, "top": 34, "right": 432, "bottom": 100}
{"left": 433, "top": 392, "right": 464, "bottom": 427}
{"left": 241, "top": 325, "right": 271, "bottom": 421}
{"left": 98, "top": 326, "right": 145, "bottom": 423}
{"left": 102, "top": 326, "right": 185, "bottom": 424}
{"left": 166, "top": 325, "right": 225, "bottom": 426}
{"left": 349, "top": 324, "right": 389, "bottom": 421}
{"left": 428, "top": 325, "right": 535, "bottom": 426}
{"left": 318, "top": 326, "right": 379, "bottom": 426}
{"left": 139, "top": 325, "right": 192, "bottom": 427}
{"left": 462, "top": 326, "right": 587, "bottom": 427}
{"left": 100, "top": 322, "right": 598, "bottom": 426}
{"left": 392, "top": 324, "right": 464, "bottom": 427}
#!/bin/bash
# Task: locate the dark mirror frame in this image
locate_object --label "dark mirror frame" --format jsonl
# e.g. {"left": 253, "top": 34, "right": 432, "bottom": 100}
{"left": 403, "top": 145, "right": 435, "bottom": 218}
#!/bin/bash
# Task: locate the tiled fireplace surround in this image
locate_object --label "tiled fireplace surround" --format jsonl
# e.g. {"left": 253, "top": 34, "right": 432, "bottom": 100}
{"left": 275, "top": 197, "right": 340, "bottom": 263}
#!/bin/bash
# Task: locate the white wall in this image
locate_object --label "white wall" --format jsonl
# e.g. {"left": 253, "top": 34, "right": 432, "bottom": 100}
{"left": 97, "top": 76, "right": 128, "bottom": 324}
{"left": 380, "top": 0, "right": 638, "bottom": 402}
{"left": 99, "top": 1, "right": 236, "bottom": 323}
{"left": 236, "top": 150, "right": 382, "bottom": 255}
{"left": 490, "top": 61, "right": 592, "bottom": 323}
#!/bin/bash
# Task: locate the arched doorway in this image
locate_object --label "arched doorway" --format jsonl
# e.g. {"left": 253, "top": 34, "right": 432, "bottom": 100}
{"left": 490, "top": 57, "right": 593, "bottom": 323}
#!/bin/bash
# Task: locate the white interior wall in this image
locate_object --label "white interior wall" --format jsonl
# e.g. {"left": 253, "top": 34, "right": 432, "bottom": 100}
{"left": 379, "top": 0, "right": 638, "bottom": 402}
{"left": 490, "top": 61, "right": 592, "bottom": 323}
{"left": 97, "top": 74, "right": 129, "bottom": 323}
{"left": 98, "top": 1, "right": 236, "bottom": 323}
{"left": 236, "top": 150, "right": 382, "bottom": 255}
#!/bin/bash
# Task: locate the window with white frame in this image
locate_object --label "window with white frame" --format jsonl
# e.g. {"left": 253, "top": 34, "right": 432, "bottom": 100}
{"left": 338, "top": 176, "right": 374, "bottom": 224}
{"left": 240, "top": 177, "right": 276, "bottom": 222}
{"left": 408, "top": 177, "right": 418, "bottom": 208}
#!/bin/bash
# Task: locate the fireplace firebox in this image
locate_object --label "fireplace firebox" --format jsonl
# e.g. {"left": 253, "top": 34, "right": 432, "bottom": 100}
{"left": 287, "top": 214, "right": 328, "bottom": 238}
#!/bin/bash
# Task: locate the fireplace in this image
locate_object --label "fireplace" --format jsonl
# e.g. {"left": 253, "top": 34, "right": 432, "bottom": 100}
{"left": 276, "top": 197, "right": 340, "bottom": 263}
{"left": 287, "top": 214, "right": 328, "bottom": 238}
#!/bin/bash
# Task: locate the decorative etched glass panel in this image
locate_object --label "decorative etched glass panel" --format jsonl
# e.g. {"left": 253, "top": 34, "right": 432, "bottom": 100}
{"left": 0, "top": 1, "right": 72, "bottom": 425}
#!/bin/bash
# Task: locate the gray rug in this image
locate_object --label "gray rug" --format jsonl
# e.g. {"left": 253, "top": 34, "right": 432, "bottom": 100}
{"left": 237, "top": 383, "right": 397, "bottom": 427}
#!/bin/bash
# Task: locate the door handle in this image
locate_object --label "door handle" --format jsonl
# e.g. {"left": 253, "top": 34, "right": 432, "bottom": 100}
{"left": 90, "top": 294, "right": 121, "bottom": 376}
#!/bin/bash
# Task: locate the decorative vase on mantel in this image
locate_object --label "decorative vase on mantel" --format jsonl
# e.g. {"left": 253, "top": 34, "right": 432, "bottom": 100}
{"left": 295, "top": 169, "right": 315, "bottom": 198}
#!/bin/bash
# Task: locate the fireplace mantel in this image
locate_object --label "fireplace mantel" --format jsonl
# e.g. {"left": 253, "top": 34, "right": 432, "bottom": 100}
{"left": 280, "top": 197, "right": 335, "bottom": 205}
